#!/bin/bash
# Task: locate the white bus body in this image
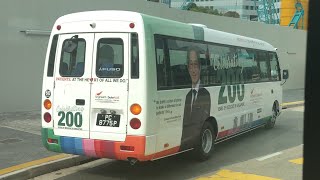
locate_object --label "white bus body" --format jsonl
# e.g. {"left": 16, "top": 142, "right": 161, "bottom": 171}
{"left": 41, "top": 10, "right": 284, "bottom": 162}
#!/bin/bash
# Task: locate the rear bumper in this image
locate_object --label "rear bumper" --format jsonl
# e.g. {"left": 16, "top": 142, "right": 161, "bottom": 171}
{"left": 41, "top": 128, "right": 179, "bottom": 161}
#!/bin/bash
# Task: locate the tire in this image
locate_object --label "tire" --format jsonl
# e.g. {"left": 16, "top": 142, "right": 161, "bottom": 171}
{"left": 265, "top": 103, "right": 279, "bottom": 129}
{"left": 193, "top": 121, "right": 215, "bottom": 161}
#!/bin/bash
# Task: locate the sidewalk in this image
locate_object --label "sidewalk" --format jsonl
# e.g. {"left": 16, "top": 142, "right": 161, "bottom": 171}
{"left": 0, "top": 88, "right": 305, "bottom": 179}
{"left": 282, "top": 88, "right": 304, "bottom": 109}
{"left": 283, "top": 88, "right": 304, "bottom": 103}
{"left": 0, "top": 111, "right": 94, "bottom": 180}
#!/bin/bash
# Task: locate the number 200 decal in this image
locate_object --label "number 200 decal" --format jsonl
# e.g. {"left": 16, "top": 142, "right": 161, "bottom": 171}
{"left": 218, "top": 69, "right": 245, "bottom": 105}
{"left": 58, "top": 111, "right": 83, "bottom": 127}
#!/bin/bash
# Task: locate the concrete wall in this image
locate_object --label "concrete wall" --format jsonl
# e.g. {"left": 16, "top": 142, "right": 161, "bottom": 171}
{"left": 0, "top": 0, "right": 306, "bottom": 112}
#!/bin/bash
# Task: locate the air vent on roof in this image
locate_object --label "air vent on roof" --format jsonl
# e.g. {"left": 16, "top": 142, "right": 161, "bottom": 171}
{"left": 188, "top": 23, "right": 207, "bottom": 28}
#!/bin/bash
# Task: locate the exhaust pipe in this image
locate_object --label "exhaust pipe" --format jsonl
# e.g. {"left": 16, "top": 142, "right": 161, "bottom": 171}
{"left": 127, "top": 157, "right": 138, "bottom": 166}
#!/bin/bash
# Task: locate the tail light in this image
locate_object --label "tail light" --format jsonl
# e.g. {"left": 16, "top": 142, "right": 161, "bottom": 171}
{"left": 130, "top": 103, "right": 142, "bottom": 115}
{"left": 130, "top": 118, "right": 141, "bottom": 129}
{"left": 44, "top": 99, "right": 52, "bottom": 110}
{"left": 48, "top": 138, "right": 58, "bottom": 144}
{"left": 44, "top": 112, "right": 52, "bottom": 123}
{"left": 120, "top": 145, "right": 135, "bottom": 151}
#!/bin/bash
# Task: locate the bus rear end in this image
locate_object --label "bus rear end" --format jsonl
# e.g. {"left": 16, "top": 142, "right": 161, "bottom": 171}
{"left": 41, "top": 11, "right": 149, "bottom": 162}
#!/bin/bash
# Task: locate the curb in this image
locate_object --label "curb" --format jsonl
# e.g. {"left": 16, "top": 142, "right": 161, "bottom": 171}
{"left": 281, "top": 101, "right": 304, "bottom": 109}
{"left": 0, "top": 155, "right": 96, "bottom": 180}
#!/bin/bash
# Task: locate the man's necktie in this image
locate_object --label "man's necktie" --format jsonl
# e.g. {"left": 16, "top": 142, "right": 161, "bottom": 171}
{"left": 192, "top": 89, "right": 197, "bottom": 105}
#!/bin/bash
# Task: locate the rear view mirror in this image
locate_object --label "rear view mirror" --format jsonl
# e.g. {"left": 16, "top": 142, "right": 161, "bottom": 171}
{"left": 63, "top": 40, "right": 78, "bottom": 53}
{"left": 283, "top": 69, "right": 289, "bottom": 80}
{"left": 63, "top": 35, "right": 79, "bottom": 53}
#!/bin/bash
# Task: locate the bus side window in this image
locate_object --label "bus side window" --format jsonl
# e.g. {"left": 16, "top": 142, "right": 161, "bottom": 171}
{"left": 257, "top": 51, "right": 271, "bottom": 81}
{"left": 131, "top": 33, "right": 139, "bottom": 79}
{"left": 155, "top": 37, "right": 165, "bottom": 89}
{"left": 269, "top": 52, "right": 280, "bottom": 81}
{"left": 237, "top": 48, "right": 260, "bottom": 83}
{"left": 47, "top": 35, "right": 58, "bottom": 77}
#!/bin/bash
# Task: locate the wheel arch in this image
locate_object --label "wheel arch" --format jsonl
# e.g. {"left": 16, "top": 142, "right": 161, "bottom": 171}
{"left": 205, "top": 116, "right": 218, "bottom": 140}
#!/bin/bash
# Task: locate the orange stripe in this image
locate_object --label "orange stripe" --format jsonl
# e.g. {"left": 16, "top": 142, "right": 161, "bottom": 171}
{"left": 114, "top": 135, "right": 147, "bottom": 160}
{"left": 114, "top": 136, "right": 180, "bottom": 161}
{"left": 153, "top": 146, "right": 180, "bottom": 159}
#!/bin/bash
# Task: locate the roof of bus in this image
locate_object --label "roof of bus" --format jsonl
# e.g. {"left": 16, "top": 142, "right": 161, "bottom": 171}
{"left": 54, "top": 10, "right": 276, "bottom": 52}
{"left": 55, "top": 10, "right": 143, "bottom": 23}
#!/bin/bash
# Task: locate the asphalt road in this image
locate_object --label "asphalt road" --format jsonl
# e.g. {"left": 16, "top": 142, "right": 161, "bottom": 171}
{"left": 0, "top": 112, "right": 58, "bottom": 170}
{"left": 31, "top": 106, "right": 303, "bottom": 180}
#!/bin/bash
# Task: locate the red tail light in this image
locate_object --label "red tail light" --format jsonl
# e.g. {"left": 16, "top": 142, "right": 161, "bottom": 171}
{"left": 44, "top": 112, "right": 52, "bottom": 123}
{"left": 57, "top": 25, "right": 61, "bottom": 30}
{"left": 130, "top": 118, "right": 141, "bottom": 129}
{"left": 48, "top": 138, "right": 58, "bottom": 144}
{"left": 120, "top": 145, "right": 135, "bottom": 151}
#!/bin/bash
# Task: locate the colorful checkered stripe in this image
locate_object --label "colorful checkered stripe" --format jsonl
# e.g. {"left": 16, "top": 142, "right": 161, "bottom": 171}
{"left": 42, "top": 128, "right": 117, "bottom": 158}
{"left": 41, "top": 128, "right": 180, "bottom": 161}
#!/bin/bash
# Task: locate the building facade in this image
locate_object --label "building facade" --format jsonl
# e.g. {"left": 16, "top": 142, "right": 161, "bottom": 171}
{"left": 171, "top": 0, "right": 282, "bottom": 22}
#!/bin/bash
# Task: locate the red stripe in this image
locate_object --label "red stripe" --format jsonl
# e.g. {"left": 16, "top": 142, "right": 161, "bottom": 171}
{"left": 94, "top": 140, "right": 115, "bottom": 159}
{"left": 218, "top": 127, "right": 242, "bottom": 139}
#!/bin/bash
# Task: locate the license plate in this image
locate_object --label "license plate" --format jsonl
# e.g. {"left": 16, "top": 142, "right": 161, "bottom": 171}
{"left": 96, "top": 114, "right": 120, "bottom": 127}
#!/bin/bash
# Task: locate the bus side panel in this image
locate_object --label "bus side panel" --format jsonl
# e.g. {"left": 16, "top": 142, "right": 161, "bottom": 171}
{"left": 215, "top": 82, "right": 277, "bottom": 140}
{"left": 142, "top": 14, "right": 195, "bottom": 156}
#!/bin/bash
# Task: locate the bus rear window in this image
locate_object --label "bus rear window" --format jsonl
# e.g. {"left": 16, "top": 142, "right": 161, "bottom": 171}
{"left": 59, "top": 38, "right": 86, "bottom": 77}
{"left": 96, "top": 38, "right": 124, "bottom": 78}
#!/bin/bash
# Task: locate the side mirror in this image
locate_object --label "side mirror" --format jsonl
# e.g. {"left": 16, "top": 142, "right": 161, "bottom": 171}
{"left": 283, "top": 69, "right": 289, "bottom": 80}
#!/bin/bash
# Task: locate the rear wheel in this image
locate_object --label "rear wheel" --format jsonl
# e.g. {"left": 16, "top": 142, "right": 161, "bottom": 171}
{"left": 265, "top": 103, "right": 279, "bottom": 129}
{"left": 193, "top": 121, "right": 215, "bottom": 161}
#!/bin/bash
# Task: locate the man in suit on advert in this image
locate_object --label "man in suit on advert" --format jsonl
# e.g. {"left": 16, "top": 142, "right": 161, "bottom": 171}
{"left": 180, "top": 47, "right": 211, "bottom": 151}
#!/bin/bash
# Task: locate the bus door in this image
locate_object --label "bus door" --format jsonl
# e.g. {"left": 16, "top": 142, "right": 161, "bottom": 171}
{"left": 90, "top": 33, "right": 129, "bottom": 142}
{"left": 53, "top": 34, "right": 94, "bottom": 139}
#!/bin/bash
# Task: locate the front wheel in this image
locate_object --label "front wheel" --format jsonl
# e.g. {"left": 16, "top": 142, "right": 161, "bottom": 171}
{"left": 193, "top": 121, "right": 215, "bottom": 161}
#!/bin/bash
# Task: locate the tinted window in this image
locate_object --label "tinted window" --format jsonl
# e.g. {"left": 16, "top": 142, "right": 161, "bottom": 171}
{"left": 208, "top": 44, "right": 237, "bottom": 85}
{"left": 257, "top": 51, "right": 271, "bottom": 81}
{"left": 155, "top": 37, "right": 166, "bottom": 88}
{"left": 155, "top": 35, "right": 280, "bottom": 90}
{"left": 96, "top": 38, "right": 124, "bottom": 78}
{"left": 237, "top": 48, "right": 260, "bottom": 83}
{"left": 269, "top": 52, "right": 280, "bottom": 81}
{"left": 156, "top": 36, "right": 209, "bottom": 90}
{"left": 47, "top": 35, "right": 58, "bottom": 77}
{"left": 59, "top": 38, "right": 86, "bottom": 77}
{"left": 131, "top": 33, "right": 139, "bottom": 79}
